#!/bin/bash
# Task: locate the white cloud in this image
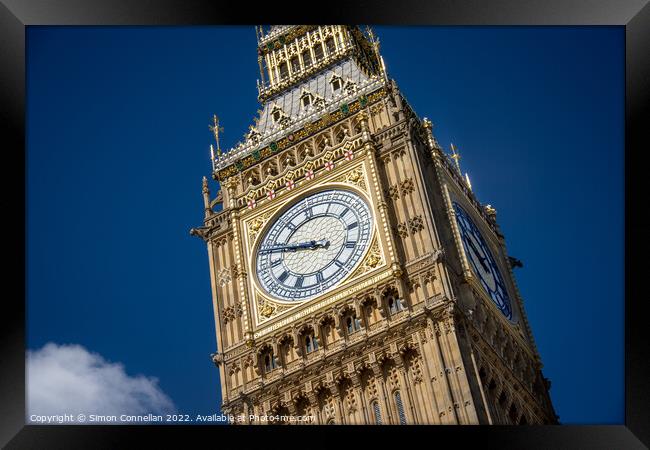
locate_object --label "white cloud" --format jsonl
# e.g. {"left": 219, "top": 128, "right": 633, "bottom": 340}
{"left": 27, "top": 343, "right": 176, "bottom": 422}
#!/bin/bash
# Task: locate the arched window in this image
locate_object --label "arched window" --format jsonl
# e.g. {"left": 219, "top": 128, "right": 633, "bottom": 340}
{"left": 305, "top": 335, "right": 319, "bottom": 353}
{"left": 345, "top": 314, "right": 361, "bottom": 335}
{"left": 372, "top": 402, "right": 382, "bottom": 425}
{"left": 394, "top": 391, "right": 406, "bottom": 424}
{"left": 290, "top": 56, "right": 300, "bottom": 74}
{"left": 331, "top": 77, "right": 341, "bottom": 92}
{"left": 388, "top": 297, "right": 404, "bottom": 315}
{"left": 263, "top": 350, "right": 278, "bottom": 373}
{"left": 282, "top": 340, "right": 293, "bottom": 364}
{"left": 325, "top": 37, "right": 336, "bottom": 55}
{"left": 313, "top": 43, "right": 324, "bottom": 61}
{"left": 278, "top": 62, "right": 288, "bottom": 80}
{"left": 271, "top": 105, "right": 285, "bottom": 124}
{"left": 300, "top": 90, "right": 314, "bottom": 110}
{"left": 302, "top": 50, "right": 312, "bottom": 68}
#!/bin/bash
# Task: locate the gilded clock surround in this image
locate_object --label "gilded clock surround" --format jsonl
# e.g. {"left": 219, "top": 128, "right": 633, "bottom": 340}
{"left": 244, "top": 159, "right": 388, "bottom": 328}
{"left": 192, "top": 25, "right": 557, "bottom": 425}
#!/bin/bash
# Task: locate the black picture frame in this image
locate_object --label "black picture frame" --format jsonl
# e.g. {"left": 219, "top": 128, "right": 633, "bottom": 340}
{"left": 2, "top": 1, "right": 647, "bottom": 448}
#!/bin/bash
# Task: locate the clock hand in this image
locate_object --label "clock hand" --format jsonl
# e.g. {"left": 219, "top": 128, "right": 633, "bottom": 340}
{"left": 290, "top": 239, "right": 331, "bottom": 250}
{"left": 311, "top": 239, "right": 330, "bottom": 249}
{"left": 466, "top": 238, "right": 490, "bottom": 272}
{"left": 259, "top": 240, "right": 331, "bottom": 254}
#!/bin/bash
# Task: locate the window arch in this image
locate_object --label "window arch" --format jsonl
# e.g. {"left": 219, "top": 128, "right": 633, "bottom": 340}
{"left": 313, "top": 43, "right": 324, "bottom": 61}
{"left": 271, "top": 105, "right": 287, "bottom": 124}
{"left": 388, "top": 297, "right": 405, "bottom": 315}
{"left": 325, "top": 37, "right": 336, "bottom": 55}
{"left": 372, "top": 401, "right": 382, "bottom": 425}
{"left": 385, "top": 287, "right": 404, "bottom": 315}
{"left": 262, "top": 349, "right": 278, "bottom": 374}
{"left": 330, "top": 75, "right": 342, "bottom": 93}
{"left": 300, "top": 90, "right": 316, "bottom": 110}
{"left": 304, "top": 332, "right": 319, "bottom": 354}
{"left": 394, "top": 391, "right": 406, "bottom": 424}
{"left": 290, "top": 56, "right": 300, "bottom": 74}
{"left": 301, "top": 49, "right": 312, "bottom": 68}
{"left": 345, "top": 313, "right": 361, "bottom": 335}
{"left": 278, "top": 62, "right": 288, "bottom": 81}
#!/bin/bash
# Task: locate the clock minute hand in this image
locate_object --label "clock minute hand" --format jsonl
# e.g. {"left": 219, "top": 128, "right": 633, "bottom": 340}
{"left": 290, "top": 239, "right": 331, "bottom": 250}
{"left": 259, "top": 240, "right": 330, "bottom": 254}
{"left": 258, "top": 244, "right": 296, "bottom": 254}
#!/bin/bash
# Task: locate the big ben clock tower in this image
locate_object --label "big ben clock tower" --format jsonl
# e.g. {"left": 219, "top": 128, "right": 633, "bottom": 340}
{"left": 192, "top": 25, "right": 557, "bottom": 425}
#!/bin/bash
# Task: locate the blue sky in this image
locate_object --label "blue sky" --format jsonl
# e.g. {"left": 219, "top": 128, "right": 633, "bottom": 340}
{"left": 26, "top": 26, "right": 623, "bottom": 424}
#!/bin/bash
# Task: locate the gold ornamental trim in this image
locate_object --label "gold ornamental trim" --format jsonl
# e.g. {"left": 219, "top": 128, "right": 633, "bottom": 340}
{"left": 215, "top": 88, "right": 385, "bottom": 181}
{"left": 253, "top": 268, "right": 393, "bottom": 339}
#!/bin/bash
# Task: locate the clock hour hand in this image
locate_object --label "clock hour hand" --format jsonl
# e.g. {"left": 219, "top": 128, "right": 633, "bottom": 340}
{"left": 466, "top": 238, "right": 490, "bottom": 272}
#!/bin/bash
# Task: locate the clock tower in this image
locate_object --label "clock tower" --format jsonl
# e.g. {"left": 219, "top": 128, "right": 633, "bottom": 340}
{"left": 192, "top": 25, "right": 557, "bottom": 425}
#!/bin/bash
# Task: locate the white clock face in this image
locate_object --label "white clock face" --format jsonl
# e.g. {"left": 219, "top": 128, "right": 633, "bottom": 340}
{"left": 256, "top": 189, "right": 373, "bottom": 302}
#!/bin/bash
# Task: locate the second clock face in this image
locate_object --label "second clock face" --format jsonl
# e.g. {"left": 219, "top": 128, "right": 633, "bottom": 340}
{"left": 453, "top": 202, "right": 513, "bottom": 320}
{"left": 256, "top": 189, "right": 373, "bottom": 302}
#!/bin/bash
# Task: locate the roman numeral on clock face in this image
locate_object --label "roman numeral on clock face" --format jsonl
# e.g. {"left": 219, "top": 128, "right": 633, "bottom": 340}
{"left": 316, "top": 272, "right": 324, "bottom": 283}
{"left": 345, "top": 241, "right": 356, "bottom": 248}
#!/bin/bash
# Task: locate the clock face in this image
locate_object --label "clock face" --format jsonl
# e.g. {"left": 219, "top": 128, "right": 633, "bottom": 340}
{"left": 453, "top": 202, "right": 513, "bottom": 320}
{"left": 256, "top": 189, "right": 373, "bottom": 302}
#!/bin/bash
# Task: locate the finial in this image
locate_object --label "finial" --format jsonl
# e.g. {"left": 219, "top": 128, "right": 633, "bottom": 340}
{"left": 209, "top": 114, "right": 224, "bottom": 156}
{"left": 366, "top": 26, "right": 375, "bottom": 42}
{"left": 202, "top": 176, "right": 212, "bottom": 218}
{"left": 255, "top": 25, "right": 261, "bottom": 44}
{"left": 450, "top": 143, "right": 461, "bottom": 173}
{"left": 465, "top": 173, "right": 472, "bottom": 190}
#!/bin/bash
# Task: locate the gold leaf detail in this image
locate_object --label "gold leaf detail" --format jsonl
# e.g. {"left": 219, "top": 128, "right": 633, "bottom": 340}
{"left": 334, "top": 166, "right": 367, "bottom": 192}
{"left": 260, "top": 302, "right": 276, "bottom": 318}
{"left": 350, "top": 236, "right": 383, "bottom": 279}
{"left": 256, "top": 294, "right": 295, "bottom": 322}
{"left": 247, "top": 211, "right": 274, "bottom": 243}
